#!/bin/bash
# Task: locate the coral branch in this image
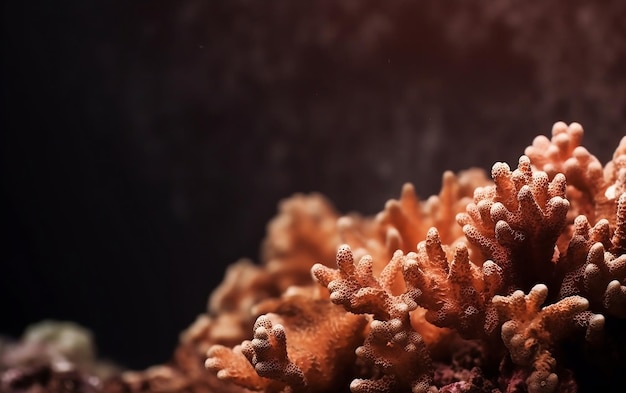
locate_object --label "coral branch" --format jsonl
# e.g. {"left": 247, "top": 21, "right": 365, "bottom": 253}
{"left": 313, "top": 245, "right": 403, "bottom": 320}
{"left": 206, "top": 344, "right": 270, "bottom": 391}
{"left": 313, "top": 245, "right": 437, "bottom": 393}
{"left": 352, "top": 320, "right": 436, "bottom": 393}
{"left": 241, "top": 316, "right": 307, "bottom": 391}
{"left": 557, "top": 209, "right": 626, "bottom": 318}
{"left": 525, "top": 122, "right": 604, "bottom": 196}
{"left": 612, "top": 193, "right": 626, "bottom": 252}
{"left": 206, "top": 290, "right": 368, "bottom": 393}
{"left": 583, "top": 242, "right": 626, "bottom": 318}
{"left": 402, "top": 228, "right": 502, "bottom": 337}
{"left": 493, "top": 284, "right": 596, "bottom": 393}
{"left": 457, "top": 155, "right": 569, "bottom": 291}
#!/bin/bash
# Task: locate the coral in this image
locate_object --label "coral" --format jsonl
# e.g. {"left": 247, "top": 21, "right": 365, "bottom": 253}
{"left": 198, "top": 122, "right": 625, "bottom": 393}
{"left": 313, "top": 246, "right": 436, "bottom": 393}
{"left": 7, "top": 122, "right": 623, "bottom": 393}
{"left": 206, "top": 289, "right": 368, "bottom": 393}
{"left": 492, "top": 284, "right": 595, "bottom": 393}
{"left": 261, "top": 193, "right": 343, "bottom": 290}
{"left": 337, "top": 170, "right": 490, "bottom": 275}
{"left": 456, "top": 155, "right": 569, "bottom": 293}
{"left": 403, "top": 228, "right": 502, "bottom": 339}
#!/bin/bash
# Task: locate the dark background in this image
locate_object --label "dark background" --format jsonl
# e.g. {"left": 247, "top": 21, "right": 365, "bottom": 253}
{"left": 2, "top": 1, "right": 625, "bottom": 369}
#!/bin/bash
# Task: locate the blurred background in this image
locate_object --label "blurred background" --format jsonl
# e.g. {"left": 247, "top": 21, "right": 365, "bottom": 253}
{"left": 2, "top": 0, "right": 625, "bottom": 369}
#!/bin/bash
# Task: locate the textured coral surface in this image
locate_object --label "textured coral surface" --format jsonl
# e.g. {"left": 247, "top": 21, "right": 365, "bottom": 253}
{"left": 3, "top": 123, "right": 625, "bottom": 393}
{"left": 200, "top": 123, "right": 626, "bottom": 393}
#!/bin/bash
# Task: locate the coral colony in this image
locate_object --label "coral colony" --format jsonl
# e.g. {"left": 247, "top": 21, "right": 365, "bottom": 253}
{"left": 3, "top": 122, "right": 626, "bottom": 393}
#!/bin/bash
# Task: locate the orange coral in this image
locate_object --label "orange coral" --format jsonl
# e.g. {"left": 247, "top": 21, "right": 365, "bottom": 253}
{"left": 206, "top": 289, "right": 368, "bottom": 393}
{"left": 492, "top": 284, "right": 601, "bottom": 393}
{"left": 338, "top": 170, "right": 490, "bottom": 275}
{"left": 313, "top": 246, "right": 436, "bottom": 393}
{"left": 200, "top": 122, "right": 626, "bottom": 393}
{"left": 456, "top": 155, "right": 569, "bottom": 292}
{"left": 101, "top": 122, "right": 626, "bottom": 393}
{"left": 403, "top": 228, "right": 502, "bottom": 338}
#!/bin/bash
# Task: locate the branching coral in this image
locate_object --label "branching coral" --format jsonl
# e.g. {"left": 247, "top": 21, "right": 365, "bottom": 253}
{"left": 456, "top": 155, "right": 569, "bottom": 293}
{"left": 492, "top": 284, "right": 598, "bottom": 393}
{"left": 313, "top": 245, "right": 436, "bottom": 393}
{"left": 82, "top": 122, "right": 625, "bottom": 393}
{"left": 198, "top": 123, "right": 626, "bottom": 393}
{"left": 557, "top": 209, "right": 626, "bottom": 319}
{"left": 337, "top": 170, "right": 490, "bottom": 274}
{"left": 524, "top": 122, "right": 604, "bottom": 204}
{"left": 403, "top": 228, "right": 503, "bottom": 338}
{"left": 206, "top": 289, "right": 368, "bottom": 393}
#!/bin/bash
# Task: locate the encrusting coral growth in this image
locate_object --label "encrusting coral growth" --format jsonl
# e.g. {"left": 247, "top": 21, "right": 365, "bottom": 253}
{"left": 3, "top": 123, "right": 625, "bottom": 393}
